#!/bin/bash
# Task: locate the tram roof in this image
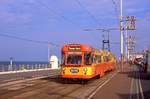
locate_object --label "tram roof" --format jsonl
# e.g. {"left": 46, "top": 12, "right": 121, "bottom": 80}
{"left": 62, "top": 44, "right": 93, "bottom": 52}
{"left": 62, "top": 44, "right": 115, "bottom": 56}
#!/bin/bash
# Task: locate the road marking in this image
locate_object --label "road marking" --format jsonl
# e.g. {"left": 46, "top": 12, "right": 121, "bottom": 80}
{"left": 130, "top": 66, "right": 136, "bottom": 99}
{"left": 139, "top": 76, "right": 144, "bottom": 99}
{"left": 87, "top": 71, "right": 118, "bottom": 99}
{"left": 129, "top": 77, "right": 134, "bottom": 99}
{"left": 136, "top": 75, "right": 140, "bottom": 99}
{"left": 130, "top": 65, "right": 144, "bottom": 99}
{"left": 136, "top": 65, "right": 144, "bottom": 99}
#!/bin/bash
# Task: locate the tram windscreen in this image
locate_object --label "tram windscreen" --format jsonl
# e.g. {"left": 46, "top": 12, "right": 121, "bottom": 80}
{"left": 67, "top": 55, "right": 82, "bottom": 65}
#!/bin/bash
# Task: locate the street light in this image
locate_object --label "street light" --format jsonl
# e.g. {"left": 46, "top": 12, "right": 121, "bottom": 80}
{"left": 120, "top": 0, "right": 124, "bottom": 71}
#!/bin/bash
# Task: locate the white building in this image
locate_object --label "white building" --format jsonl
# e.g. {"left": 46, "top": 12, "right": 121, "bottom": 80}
{"left": 50, "top": 55, "right": 59, "bottom": 69}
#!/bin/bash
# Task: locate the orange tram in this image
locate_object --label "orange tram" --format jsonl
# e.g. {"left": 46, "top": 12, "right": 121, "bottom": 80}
{"left": 60, "top": 44, "right": 117, "bottom": 82}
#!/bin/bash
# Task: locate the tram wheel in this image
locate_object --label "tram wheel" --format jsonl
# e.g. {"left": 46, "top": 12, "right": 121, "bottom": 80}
{"left": 95, "top": 75, "right": 100, "bottom": 79}
{"left": 63, "top": 78, "right": 68, "bottom": 84}
{"left": 81, "top": 79, "right": 87, "bottom": 84}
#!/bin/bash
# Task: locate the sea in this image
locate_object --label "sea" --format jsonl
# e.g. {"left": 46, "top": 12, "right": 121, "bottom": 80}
{"left": 0, "top": 61, "right": 50, "bottom": 72}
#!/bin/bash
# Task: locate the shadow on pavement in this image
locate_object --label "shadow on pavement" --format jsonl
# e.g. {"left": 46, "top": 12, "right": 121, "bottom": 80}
{"left": 117, "top": 65, "right": 150, "bottom": 99}
{"left": 119, "top": 66, "right": 150, "bottom": 80}
{"left": 117, "top": 90, "right": 150, "bottom": 99}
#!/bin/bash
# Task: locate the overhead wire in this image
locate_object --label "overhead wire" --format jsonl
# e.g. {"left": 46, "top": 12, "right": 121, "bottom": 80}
{"left": 0, "top": 33, "right": 60, "bottom": 47}
{"left": 111, "top": 0, "right": 120, "bottom": 25}
{"left": 74, "top": 0, "right": 105, "bottom": 48}
{"left": 0, "top": 0, "right": 120, "bottom": 48}
{"left": 35, "top": 0, "right": 107, "bottom": 48}
{"left": 74, "top": 0, "right": 101, "bottom": 27}
{"left": 0, "top": 0, "right": 84, "bottom": 48}
{"left": 35, "top": 0, "right": 83, "bottom": 29}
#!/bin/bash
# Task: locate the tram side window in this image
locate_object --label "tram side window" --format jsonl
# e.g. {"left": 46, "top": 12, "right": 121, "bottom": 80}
{"left": 93, "top": 56, "right": 96, "bottom": 63}
{"left": 103, "top": 56, "right": 108, "bottom": 62}
{"left": 61, "top": 52, "right": 65, "bottom": 64}
{"left": 108, "top": 55, "right": 112, "bottom": 61}
{"left": 97, "top": 56, "right": 101, "bottom": 63}
{"left": 84, "top": 52, "right": 92, "bottom": 65}
{"left": 93, "top": 55, "right": 101, "bottom": 64}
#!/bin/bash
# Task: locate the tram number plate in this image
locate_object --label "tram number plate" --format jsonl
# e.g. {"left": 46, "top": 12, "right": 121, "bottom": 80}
{"left": 70, "top": 68, "right": 79, "bottom": 73}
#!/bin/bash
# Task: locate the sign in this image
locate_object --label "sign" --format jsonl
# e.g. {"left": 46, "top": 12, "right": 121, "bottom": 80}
{"left": 70, "top": 68, "right": 79, "bottom": 73}
{"left": 68, "top": 52, "right": 82, "bottom": 55}
{"left": 126, "top": 16, "right": 136, "bottom": 30}
{"left": 68, "top": 46, "right": 81, "bottom": 51}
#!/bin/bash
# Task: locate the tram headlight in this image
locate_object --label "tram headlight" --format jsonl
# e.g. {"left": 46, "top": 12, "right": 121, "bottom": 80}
{"left": 83, "top": 68, "right": 88, "bottom": 75}
{"left": 62, "top": 67, "right": 66, "bottom": 74}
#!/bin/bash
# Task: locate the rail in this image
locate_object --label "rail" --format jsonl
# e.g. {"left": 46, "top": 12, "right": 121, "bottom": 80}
{"left": 0, "top": 63, "right": 57, "bottom": 75}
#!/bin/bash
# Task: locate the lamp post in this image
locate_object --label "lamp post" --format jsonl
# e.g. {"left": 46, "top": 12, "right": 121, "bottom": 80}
{"left": 120, "top": 0, "right": 124, "bottom": 71}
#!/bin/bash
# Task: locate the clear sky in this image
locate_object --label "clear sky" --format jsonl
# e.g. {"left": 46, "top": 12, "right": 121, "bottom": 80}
{"left": 0, "top": 0, "right": 149, "bottom": 61}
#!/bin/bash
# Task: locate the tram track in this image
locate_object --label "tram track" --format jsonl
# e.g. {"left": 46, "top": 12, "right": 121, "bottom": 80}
{"left": 0, "top": 69, "right": 118, "bottom": 99}
{"left": 0, "top": 69, "right": 59, "bottom": 84}
{"left": 0, "top": 75, "right": 60, "bottom": 98}
{"left": 0, "top": 78, "right": 51, "bottom": 97}
{"left": 10, "top": 78, "right": 83, "bottom": 99}
{"left": 59, "top": 70, "right": 118, "bottom": 99}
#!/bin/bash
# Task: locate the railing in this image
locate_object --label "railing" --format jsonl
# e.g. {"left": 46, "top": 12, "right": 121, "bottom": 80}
{"left": 0, "top": 63, "right": 52, "bottom": 74}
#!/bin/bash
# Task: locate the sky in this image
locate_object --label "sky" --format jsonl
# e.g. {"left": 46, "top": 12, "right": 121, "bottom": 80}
{"left": 0, "top": 0, "right": 149, "bottom": 61}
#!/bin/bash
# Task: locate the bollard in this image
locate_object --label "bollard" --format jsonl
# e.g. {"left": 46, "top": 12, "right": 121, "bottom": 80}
{"left": 35, "top": 64, "right": 38, "bottom": 71}
{"left": 19, "top": 64, "right": 21, "bottom": 71}
{"left": 14, "top": 64, "right": 15, "bottom": 71}
{"left": 43, "top": 64, "right": 45, "bottom": 69}
{"left": 45, "top": 64, "right": 48, "bottom": 69}
{"left": 14, "top": 64, "right": 17, "bottom": 71}
{"left": 38, "top": 64, "right": 40, "bottom": 69}
{"left": 2, "top": 65, "right": 4, "bottom": 72}
{"left": 22, "top": 64, "right": 25, "bottom": 71}
{"left": 31, "top": 64, "right": 33, "bottom": 70}
{"left": 8, "top": 65, "right": 10, "bottom": 72}
{"left": 27, "top": 64, "right": 29, "bottom": 70}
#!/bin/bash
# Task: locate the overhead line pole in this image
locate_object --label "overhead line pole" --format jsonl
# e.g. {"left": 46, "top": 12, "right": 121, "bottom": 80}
{"left": 125, "top": 29, "right": 128, "bottom": 60}
{"left": 120, "top": 0, "right": 124, "bottom": 71}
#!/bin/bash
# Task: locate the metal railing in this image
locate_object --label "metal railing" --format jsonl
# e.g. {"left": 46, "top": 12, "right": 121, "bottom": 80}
{"left": 0, "top": 63, "right": 52, "bottom": 74}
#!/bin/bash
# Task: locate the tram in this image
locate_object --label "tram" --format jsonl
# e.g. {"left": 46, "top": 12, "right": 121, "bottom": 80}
{"left": 60, "top": 44, "right": 116, "bottom": 80}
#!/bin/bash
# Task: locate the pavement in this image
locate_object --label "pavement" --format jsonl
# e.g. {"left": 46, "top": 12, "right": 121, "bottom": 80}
{"left": 140, "top": 70, "right": 150, "bottom": 99}
{"left": 93, "top": 63, "right": 150, "bottom": 99}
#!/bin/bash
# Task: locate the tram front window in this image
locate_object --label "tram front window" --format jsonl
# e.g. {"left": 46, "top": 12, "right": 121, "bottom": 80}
{"left": 67, "top": 55, "right": 82, "bottom": 65}
{"left": 84, "top": 52, "right": 92, "bottom": 65}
